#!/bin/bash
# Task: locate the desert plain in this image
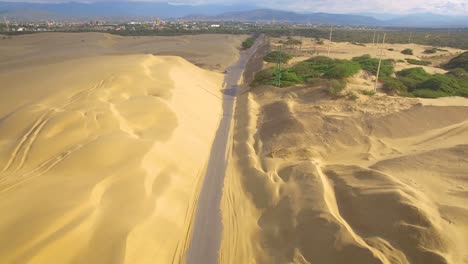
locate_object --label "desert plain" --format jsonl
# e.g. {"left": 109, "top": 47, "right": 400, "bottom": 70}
{"left": 0, "top": 32, "right": 468, "bottom": 264}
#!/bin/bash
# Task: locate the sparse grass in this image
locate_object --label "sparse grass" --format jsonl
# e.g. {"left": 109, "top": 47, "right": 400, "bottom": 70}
{"left": 345, "top": 91, "right": 359, "bottom": 100}
{"left": 352, "top": 42, "right": 366, "bottom": 47}
{"left": 405, "top": 58, "right": 432, "bottom": 66}
{"left": 360, "top": 89, "right": 376, "bottom": 96}
{"left": 279, "top": 37, "right": 303, "bottom": 46}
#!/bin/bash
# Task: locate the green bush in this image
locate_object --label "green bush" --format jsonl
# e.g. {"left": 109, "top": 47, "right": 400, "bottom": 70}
{"left": 360, "top": 89, "right": 376, "bottom": 96}
{"left": 396, "top": 67, "right": 432, "bottom": 90}
{"left": 328, "top": 79, "right": 347, "bottom": 96}
{"left": 282, "top": 37, "right": 302, "bottom": 46}
{"left": 447, "top": 68, "right": 468, "bottom": 79}
{"left": 405, "top": 58, "right": 431, "bottom": 66}
{"left": 352, "top": 55, "right": 394, "bottom": 77}
{"left": 323, "top": 61, "right": 361, "bottom": 79}
{"left": 242, "top": 37, "right": 255, "bottom": 49}
{"left": 401, "top": 49, "right": 414, "bottom": 55}
{"left": 251, "top": 68, "right": 275, "bottom": 87}
{"left": 263, "top": 51, "right": 293, "bottom": 63}
{"left": 445, "top": 51, "right": 468, "bottom": 71}
{"left": 417, "top": 74, "right": 463, "bottom": 95}
{"left": 382, "top": 77, "right": 408, "bottom": 94}
{"left": 411, "top": 89, "right": 449, "bottom": 98}
{"left": 277, "top": 69, "right": 304, "bottom": 87}
{"left": 423, "top": 47, "right": 438, "bottom": 54}
{"left": 293, "top": 56, "right": 360, "bottom": 80}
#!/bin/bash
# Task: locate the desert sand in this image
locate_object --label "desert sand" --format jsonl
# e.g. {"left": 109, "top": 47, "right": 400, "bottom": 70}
{"left": 0, "top": 33, "right": 244, "bottom": 263}
{"left": 0, "top": 32, "right": 244, "bottom": 72}
{"left": 220, "top": 39, "right": 468, "bottom": 263}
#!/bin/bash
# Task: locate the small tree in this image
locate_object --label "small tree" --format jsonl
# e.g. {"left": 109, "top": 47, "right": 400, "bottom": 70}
{"left": 401, "top": 48, "right": 413, "bottom": 55}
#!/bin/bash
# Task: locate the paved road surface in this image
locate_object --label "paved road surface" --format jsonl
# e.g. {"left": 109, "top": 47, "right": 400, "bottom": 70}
{"left": 185, "top": 35, "right": 264, "bottom": 264}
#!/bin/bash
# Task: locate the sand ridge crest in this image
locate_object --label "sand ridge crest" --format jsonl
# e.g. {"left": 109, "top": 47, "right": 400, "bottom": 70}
{"left": 0, "top": 53, "right": 226, "bottom": 263}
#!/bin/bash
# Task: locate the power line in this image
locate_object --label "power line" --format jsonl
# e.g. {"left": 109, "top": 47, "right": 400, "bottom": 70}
{"left": 275, "top": 45, "right": 283, "bottom": 87}
{"left": 375, "top": 33, "right": 387, "bottom": 92}
{"left": 327, "top": 26, "right": 333, "bottom": 56}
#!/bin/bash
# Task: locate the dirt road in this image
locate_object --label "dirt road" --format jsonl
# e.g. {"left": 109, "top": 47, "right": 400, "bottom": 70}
{"left": 185, "top": 35, "right": 264, "bottom": 264}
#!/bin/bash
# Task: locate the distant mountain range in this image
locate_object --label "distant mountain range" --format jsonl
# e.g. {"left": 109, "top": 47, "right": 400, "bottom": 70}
{"left": 1, "top": 1, "right": 468, "bottom": 27}
{"left": 185, "top": 9, "right": 382, "bottom": 26}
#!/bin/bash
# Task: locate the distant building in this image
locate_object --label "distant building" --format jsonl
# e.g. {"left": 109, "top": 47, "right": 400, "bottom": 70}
{"left": 210, "top": 24, "right": 221, "bottom": 28}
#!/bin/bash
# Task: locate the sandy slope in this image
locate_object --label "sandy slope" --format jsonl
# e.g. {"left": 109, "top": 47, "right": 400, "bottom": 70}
{"left": 0, "top": 54, "right": 224, "bottom": 263}
{"left": 221, "top": 81, "right": 468, "bottom": 263}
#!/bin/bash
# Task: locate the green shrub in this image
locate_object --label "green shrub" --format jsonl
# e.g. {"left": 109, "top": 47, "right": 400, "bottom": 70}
{"left": 447, "top": 68, "right": 468, "bottom": 79}
{"left": 401, "top": 49, "right": 414, "bottom": 55}
{"left": 416, "top": 74, "right": 462, "bottom": 95}
{"left": 411, "top": 89, "right": 449, "bottom": 98}
{"left": 323, "top": 61, "right": 361, "bottom": 79}
{"left": 445, "top": 51, "right": 468, "bottom": 71}
{"left": 328, "top": 79, "right": 347, "bottom": 96}
{"left": 405, "top": 58, "right": 432, "bottom": 66}
{"left": 360, "top": 89, "right": 376, "bottom": 96}
{"left": 382, "top": 77, "right": 408, "bottom": 94}
{"left": 242, "top": 37, "right": 255, "bottom": 49}
{"left": 251, "top": 68, "right": 275, "bottom": 87}
{"left": 283, "top": 37, "right": 302, "bottom": 46}
{"left": 423, "top": 47, "right": 438, "bottom": 54}
{"left": 277, "top": 69, "right": 304, "bottom": 87}
{"left": 396, "top": 67, "right": 432, "bottom": 90}
{"left": 263, "top": 51, "right": 293, "bottom": 63}
{"left": 352, "top": 55, "right": 394, "bottom": 77}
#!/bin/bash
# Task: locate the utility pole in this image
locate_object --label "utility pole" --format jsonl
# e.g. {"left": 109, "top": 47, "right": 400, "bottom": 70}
{"left": 327, "top": 26, "right": 333, "bottom": 56}
{"left": 375, "top": 33, "right": 387, "bottom": 92}
{"left": 275, "top": 45, "right": 283, "bottom": 87}
{"left": 372, "top": 30, "right": 376, "bottom": 46}
{"left": 3, "top": 17, "right": 9, "bottom": 32}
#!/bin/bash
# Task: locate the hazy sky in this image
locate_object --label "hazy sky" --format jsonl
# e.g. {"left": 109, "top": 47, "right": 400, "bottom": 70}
{"left": 171, "top": 0, "right": 468, "bottom": 14}
{"left": 5, "top": 0, "right": 468, "bottom": 15}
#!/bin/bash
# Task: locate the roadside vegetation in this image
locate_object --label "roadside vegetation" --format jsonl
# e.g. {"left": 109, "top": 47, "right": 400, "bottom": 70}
{"left": 242, "top": 36, "right": 256, "bottom": 49}
{"left": 252, "top": 56, "right": 361, "bottom": 89}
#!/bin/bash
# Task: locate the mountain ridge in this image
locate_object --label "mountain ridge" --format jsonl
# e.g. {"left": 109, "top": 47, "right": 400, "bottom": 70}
{"left": 1, "top": 2, "right": 468, "bottom": 27}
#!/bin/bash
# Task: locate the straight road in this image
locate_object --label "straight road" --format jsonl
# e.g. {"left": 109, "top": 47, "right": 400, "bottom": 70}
{"left": 185, "top": 35, "right": 264, "bottom": 264}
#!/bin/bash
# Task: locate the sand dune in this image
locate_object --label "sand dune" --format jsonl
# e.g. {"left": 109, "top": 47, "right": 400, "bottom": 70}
{"left": 221, "top": 82, "right": 468, "bottom": 263}
{"left": 0, "top": 54, "right": 225, "bottom": 263}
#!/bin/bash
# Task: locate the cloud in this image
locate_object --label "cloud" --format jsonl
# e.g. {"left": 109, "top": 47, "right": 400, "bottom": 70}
{"left": 255, "top": 0, "right": 468, "bottom": 15}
